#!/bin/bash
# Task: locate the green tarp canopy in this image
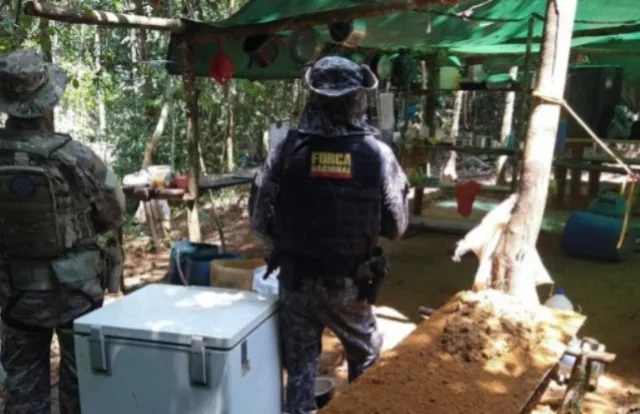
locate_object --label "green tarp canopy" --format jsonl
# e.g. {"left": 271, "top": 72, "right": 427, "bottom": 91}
{"left": 165, "top": 0, "right": 640, "bottom": 107}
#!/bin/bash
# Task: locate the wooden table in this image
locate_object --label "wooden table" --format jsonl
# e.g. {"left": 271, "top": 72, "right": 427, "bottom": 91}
{"left": 122, "top": 168, "right": 257, "bottom": 201}
{"left": 554, "top": 155, "right": 640, "bottom": 208}
{"left": 121, "top": 168, "right": 256, "bottom": 251}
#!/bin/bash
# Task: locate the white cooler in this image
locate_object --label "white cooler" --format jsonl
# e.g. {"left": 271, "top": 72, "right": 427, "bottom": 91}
{"left": 74, "top": 284, "right": 282, "bottom": 414}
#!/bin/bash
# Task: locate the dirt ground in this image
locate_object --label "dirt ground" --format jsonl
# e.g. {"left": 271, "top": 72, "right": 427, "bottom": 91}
{"left": 323, "top": 290, "right": 586, "bottom": 414}
{"left": 3, "top": 190, "right": 640, "bottom": 413}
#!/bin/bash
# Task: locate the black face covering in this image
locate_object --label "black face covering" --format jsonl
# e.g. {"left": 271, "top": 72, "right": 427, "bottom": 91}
{"left": 297, "top": 90, "right": 378, "bottom": 137}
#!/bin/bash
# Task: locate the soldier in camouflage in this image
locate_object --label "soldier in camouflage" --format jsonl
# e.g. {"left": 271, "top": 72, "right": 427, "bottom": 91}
{"left": 0, "top": 49, "right": 126, "bottom": 414}
{"left": 250, "top": 56, "right": 409, "bottom": 414}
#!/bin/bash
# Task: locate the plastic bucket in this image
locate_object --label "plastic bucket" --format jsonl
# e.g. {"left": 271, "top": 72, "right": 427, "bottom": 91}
{"left": 184, "top": 253, "right": 241, "bottom": 286}
{"left": 169, "top": 241, "right": 240, "bottom": 286}
{"left": 210, "top": 258, "right": 266, "bottom": 291}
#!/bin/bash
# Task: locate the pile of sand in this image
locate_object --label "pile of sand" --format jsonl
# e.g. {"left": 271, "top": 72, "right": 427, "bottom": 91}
{"left": 438, "top": 290, "right": 545, "bottom": 362}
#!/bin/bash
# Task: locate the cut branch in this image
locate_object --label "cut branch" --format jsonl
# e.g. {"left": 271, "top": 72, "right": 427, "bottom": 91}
{"left": 24, "top": 1, "right": 185, "bottom": 32}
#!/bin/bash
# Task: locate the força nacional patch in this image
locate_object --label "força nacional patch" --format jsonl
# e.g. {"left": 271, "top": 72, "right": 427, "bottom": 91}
{"left": 310, "top": 152, "right": 353, "bottom": 179}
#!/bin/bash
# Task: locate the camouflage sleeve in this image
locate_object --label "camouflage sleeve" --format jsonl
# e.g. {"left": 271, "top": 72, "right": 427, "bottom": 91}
{"left": 67, "top": 141, "right": 125, "bottom": 232}
{"left": 249, "top": 136, "right": 290, "bottom": 243}
{"left": 377, "top": 141, "right": 410, "bottom": 240}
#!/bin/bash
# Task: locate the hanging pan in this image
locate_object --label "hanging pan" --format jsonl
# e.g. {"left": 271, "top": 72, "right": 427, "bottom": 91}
{"left": 368, "top": 54, "right": 392, "bottom": 81}
{"left": 288, "top": 28, "right": 324, "bottom": 65}
{"left": 328, "top": 20, "right": 366, "bottom": 48}
{"left": 243, "top": 35, "right": 279, "bottom": 69}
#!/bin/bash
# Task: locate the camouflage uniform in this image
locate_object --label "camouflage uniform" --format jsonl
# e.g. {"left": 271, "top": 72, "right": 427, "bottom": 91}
{"left": 0, "top": 49, "right": 126, "bottom": 414}
{"left": 250, "top": 56, "right": 409, "bottom": 414}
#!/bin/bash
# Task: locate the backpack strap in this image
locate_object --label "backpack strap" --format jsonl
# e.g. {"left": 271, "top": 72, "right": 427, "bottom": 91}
{"left": 0, "top": 129, "right": 72, "bottom": 159}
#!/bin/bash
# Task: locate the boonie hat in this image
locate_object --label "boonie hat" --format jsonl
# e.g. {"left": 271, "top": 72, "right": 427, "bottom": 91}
{"left": 0, "top": 49, "right": 67, "bottom": 118}
{"left": 304, "top": 56, "right": 378, "bottom": 97}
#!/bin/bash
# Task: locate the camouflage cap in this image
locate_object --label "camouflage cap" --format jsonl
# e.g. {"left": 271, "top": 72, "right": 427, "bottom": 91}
{"left": 304, "top": 56, "right": 378, "bottom": 97}
{"left": 0, "top": 49, "right": 67, "bottom": 118}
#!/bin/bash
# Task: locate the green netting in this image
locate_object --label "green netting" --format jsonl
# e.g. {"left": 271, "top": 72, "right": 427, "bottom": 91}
{"left": 165, "top": 0, "right": 640, "bottom": 101}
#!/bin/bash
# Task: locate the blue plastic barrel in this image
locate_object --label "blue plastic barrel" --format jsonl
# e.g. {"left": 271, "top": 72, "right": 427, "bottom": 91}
{"left": 169, "top": 241, "right": 240, "bottom": 286}
{"left": 561, "top": 211, "right": 636, "bottom": 262}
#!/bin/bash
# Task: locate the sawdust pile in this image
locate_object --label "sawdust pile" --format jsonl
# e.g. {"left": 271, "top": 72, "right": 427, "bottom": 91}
{"left": 438, "top": 290, "right": 546, "bottom": 362}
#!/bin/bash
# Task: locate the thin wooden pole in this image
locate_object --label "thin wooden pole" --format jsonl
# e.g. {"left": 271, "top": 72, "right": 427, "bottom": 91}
{"left": 511, "top": 16, "right": 536, "bottom": 191}
{"left": 24, "top": 1, "right": 185, "bottom": 32}
{"left": 179, "top": 40, "right": 202, "bottom": 243}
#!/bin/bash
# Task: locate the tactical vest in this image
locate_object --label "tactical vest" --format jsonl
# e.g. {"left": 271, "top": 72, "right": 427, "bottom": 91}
{"left": 274, "top": 132, "right": 383, "bottom": 268}
{"left": 0, "top": 130, "right": 97, "bottom": 259}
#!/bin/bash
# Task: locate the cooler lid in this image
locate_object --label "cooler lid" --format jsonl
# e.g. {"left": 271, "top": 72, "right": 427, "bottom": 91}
{"left": 74, "top": 284, "right": 278, "bottom": 350}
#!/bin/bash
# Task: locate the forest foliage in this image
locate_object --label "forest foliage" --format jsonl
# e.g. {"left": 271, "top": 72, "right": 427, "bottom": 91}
{"left": 0, "top": 0, "right": 300, "bottom": 178}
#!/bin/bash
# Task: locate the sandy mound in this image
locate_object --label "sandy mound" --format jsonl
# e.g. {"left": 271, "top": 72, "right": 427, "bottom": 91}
{"left": 438, "top": 290, "right": 546, "bottom": 362}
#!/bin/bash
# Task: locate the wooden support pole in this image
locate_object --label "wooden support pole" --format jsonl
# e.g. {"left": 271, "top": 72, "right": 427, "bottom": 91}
{"left": 511, "top": 17, "right": 536, "bottom": 191}
{"left": 490, "top": 0, "right": 578, "bottom": 304}
{"left": 24, "top": 1, "right": 185, "bottom": 32}
{"left": 180, "top": 40, "right": 202, "bottom": 243}
{"left": 564, "top": 347, "right": 616, "bottom": 364}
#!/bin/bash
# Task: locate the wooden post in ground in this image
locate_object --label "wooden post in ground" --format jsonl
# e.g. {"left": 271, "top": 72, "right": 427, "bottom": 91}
{"left": 488, "top": 0, "right": 578, "bottom": 303}
{"left": 180, "top": 40, "right": 202, "bottom": 242}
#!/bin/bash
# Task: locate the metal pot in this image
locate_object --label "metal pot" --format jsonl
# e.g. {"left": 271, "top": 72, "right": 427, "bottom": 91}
{"left": 369, "top": 54, "right": 392, "bottom": 81}
{"left": 314, "top": 377, "right": 335, "bottom": 409}
{"left": 288, "top": 27, "right": 324, "bottom": 65}
{"left": 328, "top": 20, "right": 366, "bottom": 48}
{"left": 243, "top": 35, "right": 279, "bottom": 69}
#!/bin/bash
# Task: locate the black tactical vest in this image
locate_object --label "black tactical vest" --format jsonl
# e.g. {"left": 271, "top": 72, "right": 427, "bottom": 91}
{"left": 273, "top": 132, "right": 383, "bottom": 270}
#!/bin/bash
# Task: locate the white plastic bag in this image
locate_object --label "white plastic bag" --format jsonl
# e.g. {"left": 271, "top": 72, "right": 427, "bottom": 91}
{"left": 252, "top": 265, "right": 280, "bottom": 296}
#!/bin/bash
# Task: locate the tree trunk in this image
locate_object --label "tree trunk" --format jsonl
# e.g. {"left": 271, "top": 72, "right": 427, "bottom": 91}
{"left": 134, "top": 0, "right": 155, "bottom": 126}
{"left": 198, "top": 147, "right": 227, "bottom": 252}
{"left": 490, "top": 0, "right": 578, "bottom": 305}
{"left": 141, "top": 78, "right": 173, "bottom": 168}
{"left": 181, "top": 42, "right": 202, "bottom": 242}
{"left": 494, "top": 66, "right": 519, "bottom": 184}
{"left": 225, "top": 82, "right": 235, "bottom": 172}
{"left": 94, "top": 28, "right": 107, "bottom": 147}
{"left": 39, "top": 17, "right": 54, "bottom": 128}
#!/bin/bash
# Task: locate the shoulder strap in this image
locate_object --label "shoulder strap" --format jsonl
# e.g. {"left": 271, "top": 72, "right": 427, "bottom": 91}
{"left": 279, "top": 129, "right": 305, "bottom": 180}
{"left": 0, "top": 129, "right": 72, "bottom": 159}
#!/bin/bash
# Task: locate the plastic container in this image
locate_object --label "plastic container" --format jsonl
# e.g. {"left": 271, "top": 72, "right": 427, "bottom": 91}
{"left": 588, "top": 189, "right": 627, "bottom": 219}
{"left": 562, "top": 211, "right": 636, "bottom": 262}
{"left": 169, "top": 241, "right": 240, "bottom": 286}
{"left": 173, "top": 175, "right": 188, "bottom": 189}
{"left": 211, "top": 258, "right": 266, "bottom": 291}
{"left": 438, "top": 67, "right": 461, "bottom": 89}
{"left": 544, "top": 287, "right": 574, "bottom": 311}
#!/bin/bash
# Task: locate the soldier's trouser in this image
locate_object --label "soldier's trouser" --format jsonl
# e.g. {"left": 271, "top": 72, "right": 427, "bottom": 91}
{"left": 0, "top": 277, "right": 104, "bottom": 414}
{"left": 279, "top": 277, "right": 383, "bottom": 414}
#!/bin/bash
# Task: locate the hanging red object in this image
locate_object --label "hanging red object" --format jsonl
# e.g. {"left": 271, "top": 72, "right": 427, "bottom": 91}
{"left": 466, "top": 55, "right": 485, "bottom": 66}
{"left": 209, "top": 40, "right": 234, "bottom": 85}
{"left": 455, "top": 180, "right": 482, "bottom": 217}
